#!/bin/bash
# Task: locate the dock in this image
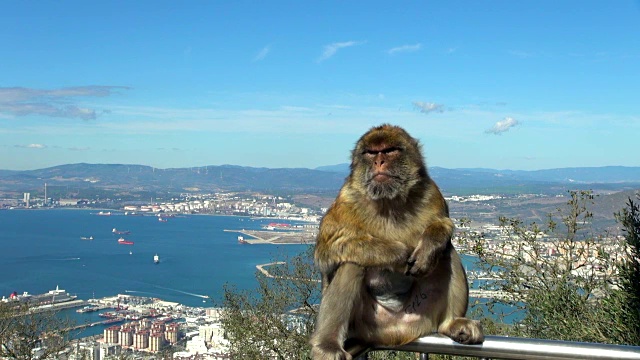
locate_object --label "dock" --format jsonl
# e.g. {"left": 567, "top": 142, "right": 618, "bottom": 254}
{"left": 32, "top": 299, "right": 86, "bottom": 312}
{"left": 224, "top": 229, "right": 315, "bottom": 244}
{"left": 66, "top": 318, "right": 123, "bottom": 332}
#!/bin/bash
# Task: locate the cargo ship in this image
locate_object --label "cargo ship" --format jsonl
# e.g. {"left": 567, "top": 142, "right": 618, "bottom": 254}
{"left": 117, "top": 237, "right": 134, "bottom": 245}
{"left": 112, "top": 228, "right": 131, "bottom": 235}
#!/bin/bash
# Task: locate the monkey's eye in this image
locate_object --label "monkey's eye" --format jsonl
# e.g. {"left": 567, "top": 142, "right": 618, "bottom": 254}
{"left": 363, "top": 147, "right": 402, "bottom": 156}
{"left": 381, "top": 147, "right": 402, "bottom": 154}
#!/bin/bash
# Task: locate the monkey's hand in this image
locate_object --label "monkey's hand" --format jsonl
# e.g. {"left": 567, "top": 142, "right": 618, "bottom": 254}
{"left": 315, "top": 233, "right": 411, "bottom": 276}
{"left": 406, "top": 239, "right": 445, "bottom": 277}
{"left": 406, "top": 218, "right": 454, "bottom": 277}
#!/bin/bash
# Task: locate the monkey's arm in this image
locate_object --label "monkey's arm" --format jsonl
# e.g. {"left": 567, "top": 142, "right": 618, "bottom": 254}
{"left": 407, "top": 186, "right": 455, "bottom": 276}
{"left": 315, "top": 208, "right": 410, "bottom": 276}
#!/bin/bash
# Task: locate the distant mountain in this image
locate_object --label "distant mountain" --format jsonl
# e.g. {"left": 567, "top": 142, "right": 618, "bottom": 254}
{"left": 0, "top": 163, "right": 639, "bottom": 197}
{"left": 455, "top": 166, "right": 640, "bottom": 183}
{"left": 0, "top": 163, "right": 345, "bottom": 195}
{"left": 314, "top": 164, "right": 640, "bottom": 195}
{"left": 315, "top": 164, "right": 350, "bottom": 173}
{"left": 319, "top": 163, "right": 640, "bottom": 183}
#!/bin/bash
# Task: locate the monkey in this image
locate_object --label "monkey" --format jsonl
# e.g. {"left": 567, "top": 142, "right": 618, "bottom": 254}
{"left": 310, "top": 124, "right": 484, "bottom": 360}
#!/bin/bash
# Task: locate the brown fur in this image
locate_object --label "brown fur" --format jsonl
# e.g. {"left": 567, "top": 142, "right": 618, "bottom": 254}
{"left": 310, "top": 124, "right": 484, "bottom": 360}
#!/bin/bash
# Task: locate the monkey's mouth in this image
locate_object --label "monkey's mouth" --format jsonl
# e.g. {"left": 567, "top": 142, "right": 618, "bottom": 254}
{"left": 371, "top": 172, "right": 395, "bottom": 182}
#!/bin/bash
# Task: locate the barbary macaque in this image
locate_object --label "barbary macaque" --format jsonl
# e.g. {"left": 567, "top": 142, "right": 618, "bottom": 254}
{"left": 310, "top": 124, "right": 484, "bottom": 360}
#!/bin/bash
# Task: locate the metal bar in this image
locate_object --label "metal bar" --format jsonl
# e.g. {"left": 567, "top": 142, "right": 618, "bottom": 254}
{"left": 367, "top": 334, "right": 640, "bottom": 360}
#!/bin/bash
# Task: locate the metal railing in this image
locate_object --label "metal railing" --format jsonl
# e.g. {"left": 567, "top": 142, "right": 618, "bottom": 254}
{"left": 347, "top": 334, "right": 640, "bottom": 360}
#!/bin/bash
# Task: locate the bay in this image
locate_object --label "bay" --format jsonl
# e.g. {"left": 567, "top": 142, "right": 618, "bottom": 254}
{"left": 0, "top": 209, "right": 309, "bottom": 308}
{"left": 0, "top": 209, "right": 513, "bottom": 338}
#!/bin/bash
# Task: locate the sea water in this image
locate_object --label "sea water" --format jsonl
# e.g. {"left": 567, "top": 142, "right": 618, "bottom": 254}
{"left": 0, "top": 209, "right": 511, "bottom": 338}
{"left": 0, "top": 209, "right": 309, "bottom": 306}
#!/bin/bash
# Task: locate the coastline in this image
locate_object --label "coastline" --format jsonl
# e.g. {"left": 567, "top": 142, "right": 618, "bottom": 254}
{"left": 12, "top": 207, "right": 322, "bottom": 224}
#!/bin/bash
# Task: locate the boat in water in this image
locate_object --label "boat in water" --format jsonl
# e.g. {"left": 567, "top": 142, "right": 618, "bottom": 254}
{"left": 112, "top": 228, "right": 131, "bottom": 235}
{"left": 96, "top": 211, "right": 111, "bottom": 216}
{"left": 238, "top": 235, "right": 249, "bottom": 244}
{"left": 154, "top": 254, "right": 160, "bottom": 264}
{"left": 158, "top": 217, "right": 168, "bottom": 222}
{"left": 118, "top": 237, "right": 134, "bottom": 245}
{"left": 2, "top": 286, "right": 77, "bottom": 306}
{"left": 80, "top": 236, "right": 94, "bottom": 240}
{"left": 76, "top": 305, "right": 99, "bottom": 313}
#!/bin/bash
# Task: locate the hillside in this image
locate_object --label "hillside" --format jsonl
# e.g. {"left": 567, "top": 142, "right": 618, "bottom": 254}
{"left": 0, "top": 163, "right": 639, "bottom": 198}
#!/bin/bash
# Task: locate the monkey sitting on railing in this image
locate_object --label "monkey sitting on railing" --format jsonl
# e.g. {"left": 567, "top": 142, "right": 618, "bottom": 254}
{"left": 310, "top": 124, "right": 484, "bottom": 360}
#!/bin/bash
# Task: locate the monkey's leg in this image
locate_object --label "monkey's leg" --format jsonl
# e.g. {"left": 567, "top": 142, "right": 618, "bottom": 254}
{"left": 436, "top": 254, "right": 484, "bottom": 345}
{"left": 310, "top": 263, "right": 365, "bottom": 360}
{"left": 439, "top": 317, "right": 484, "bottom": 345}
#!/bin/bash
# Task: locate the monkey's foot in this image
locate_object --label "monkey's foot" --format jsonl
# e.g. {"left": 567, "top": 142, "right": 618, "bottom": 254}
{"left": 311, "top": 343, "right": 352, "bottom": 360}
{"left": 440, "top": 318, "right": 485, "bottom": 345}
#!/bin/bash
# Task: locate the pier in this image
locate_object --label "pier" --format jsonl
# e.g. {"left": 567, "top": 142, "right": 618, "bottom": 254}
{"left": 32, "top": 299, "right": 86, "bottom": 313}
{"left": 255, "top": 262, "right": 320, "bottom": 283}
{"left": 224, "top": 229, "right": 315, "bottom": 244}
{"left": 66, "top": 318, "right": 123, "bottom": 332}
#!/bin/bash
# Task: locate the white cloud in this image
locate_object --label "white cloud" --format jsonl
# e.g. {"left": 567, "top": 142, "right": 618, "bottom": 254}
{"left": 280, "top": 105, "right": 313, "bottom": 112}
{"left": 0, "top": 86, "right": 129, "bottom": 120}
{"left": 387, "top": 43, "right": 422, "bottom": 55}
{"left": 485, "top": 116, "right": 519, "bottom": 134}
{"left": 253, "top": 45, "right": 271, "bottom": 62}
{"left": 318, "top": 41, "right": 363, "bottom": 62}
{"left": 15, "top": 143, "right": 46, "bottom": 149}
{"left": 508, "top": 50, "right": 534, "bottom": 58}
{"left": 413, "top": 101, "right": 445, "bottom": 114}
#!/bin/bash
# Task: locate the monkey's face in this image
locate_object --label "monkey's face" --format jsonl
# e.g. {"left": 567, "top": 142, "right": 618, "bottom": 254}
{"left": 362, "top": 143, "right": 406, "bottom": 200}
{"left": 352, "top": 125, "right": 425, "bottom": 201}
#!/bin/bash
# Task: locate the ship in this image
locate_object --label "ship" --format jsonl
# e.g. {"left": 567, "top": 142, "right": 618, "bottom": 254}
{"left": 158, "top": 217, "right": 168, "bottom": 222}
{"left": 80, "top": 236, "right": 94, "bottom": 240}
{"left": 2, "top": 286, "right": 77, "bottom": 306}
{"left": 238, "top": 235, "right": 249, "bottom": 244}
{"left": 112, "top": 228, "right": 131, "bottom": 235}
{"left": 118, "top": 237, "right": 134, "bottom": 245}
{"left": 154, "top": 254, "right": 160, "bottom": 264}
{"left": 76, "top": 305, "right": 99, "bottom": 313}
{"left": 268, "top": 222, "right": 292, "bottom": 228}
{"left": 96, "top": 211, "right": 111, "bottom": 216}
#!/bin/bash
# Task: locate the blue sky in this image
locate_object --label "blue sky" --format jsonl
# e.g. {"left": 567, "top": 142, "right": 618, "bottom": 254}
{"left": 1, "top": 1, "right": 639, "bottom": 171}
